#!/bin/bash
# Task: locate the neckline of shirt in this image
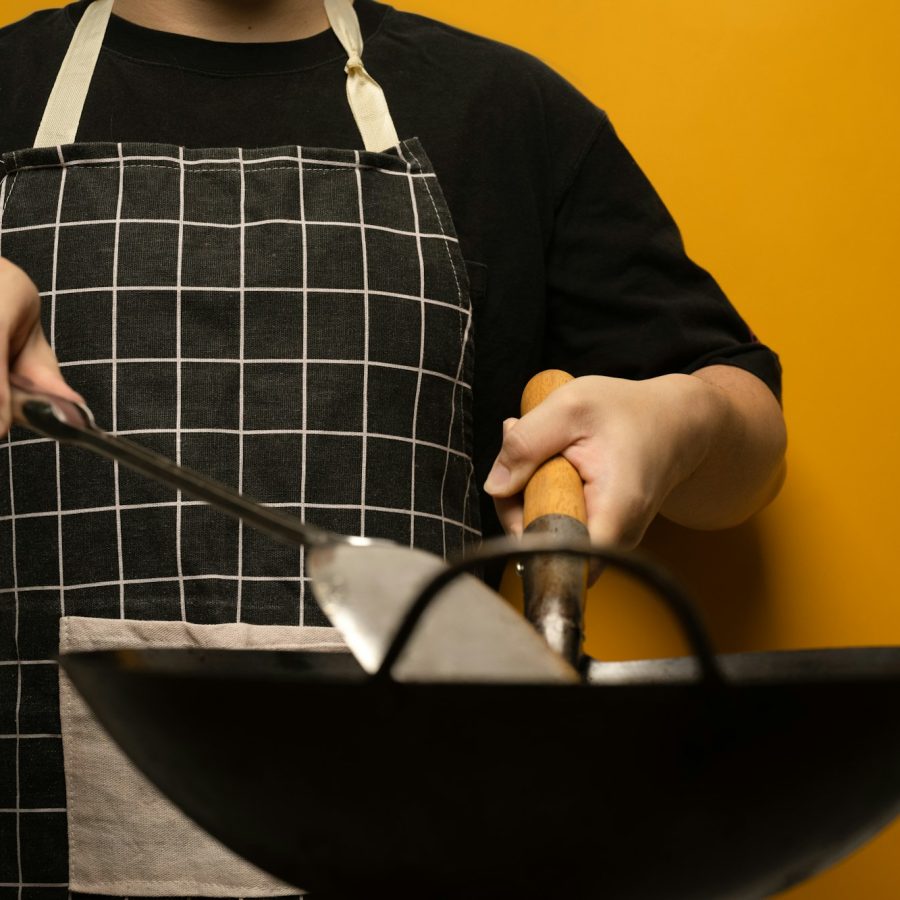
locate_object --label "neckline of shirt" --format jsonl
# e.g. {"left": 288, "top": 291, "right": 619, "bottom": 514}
{"left": 65, "top": 0, "right": 392, "bottom": 76}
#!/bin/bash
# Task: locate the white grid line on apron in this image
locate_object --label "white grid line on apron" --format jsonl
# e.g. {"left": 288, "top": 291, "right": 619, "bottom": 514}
{"left": 0, "top": 165, "right": 24, "bottom": 881}
{"left": 112, "top": 142, "right": 126, "bottom": 619}
{"left": 4, "top": 575, "right": 312, "bottom": 595}
{"left": 0, "top": 731, "right": 62, "bottom": 735}
{"left": 297, "top": 145, "right": 308, "bottom": 622}
{"left": 13, "top": 150, "right": 444, "bottom": 176}
{"left": 354, "top": 153, "right": 369, "bottom": 538}
{"left": 175, "top": 145, "right": 187, "bottom": 621}
{"left": 1, "top": 499, "right": 479, "bottom": 526}
{"left": 1, "top": 430, "right": 472, "bottom": 479}
{"left": 1, "top": 809, "right": 66, "bottom": 814}
{"left": 38, "top": 284, "right": 466, "bottom": 314}
{"left": 19, "top": 150, "right": 67, "bottom": 900}
{"left": 447, "top": 311, "right": 474, "bottom": 557}
{"left": 50, "top": 357, "right": 471, "bottom": 390}
{"left": 0, "top": 663, "right": 57, "bottom": 669}
{"left": 2, "top": 218, "right": 459, "bottom": 243}
{"left": 236, "top": 147, "right": 246, "bottom": 621}
{"left": 14, "top": 686, "right": 23, "bottom": 898}
{"left": 7, "top": 430, "right": 23, "bottom": 894}
{"left": 51, "top": 157, "right": 66, "bottom": 626}
{"left": 405, "top": 147, "right": 426, "bottom": 546}
{"left": 0, "top": 182, "right": 20, "bottom": 897}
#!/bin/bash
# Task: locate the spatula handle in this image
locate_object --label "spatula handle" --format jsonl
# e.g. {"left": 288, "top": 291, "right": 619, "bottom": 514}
{"left": 8, "top": 375, "right": 340, "bottom": 550}
{"left": 521, "top": 369, "right": 587, "bottom": 527}
{"left": 519, "top": 370, "right": 589, "bottom": 665}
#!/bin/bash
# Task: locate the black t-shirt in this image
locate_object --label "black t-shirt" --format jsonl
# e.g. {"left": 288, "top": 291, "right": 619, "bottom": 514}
{"left": 0, "top": 0, "right": 782, "bottom": 539}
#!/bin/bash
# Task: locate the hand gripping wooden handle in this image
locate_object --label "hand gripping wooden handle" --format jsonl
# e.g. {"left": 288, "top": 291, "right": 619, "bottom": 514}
{"left": 521, "top": 370, "right": 587, "bottom": 527}
{"left": 520, "top": 370, "right": 589, "bottom": 666}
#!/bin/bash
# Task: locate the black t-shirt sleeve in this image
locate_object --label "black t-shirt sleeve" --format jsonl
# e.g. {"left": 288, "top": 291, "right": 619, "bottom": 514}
{"left": 543, "top": 113, "right": 783, "bottom": 403}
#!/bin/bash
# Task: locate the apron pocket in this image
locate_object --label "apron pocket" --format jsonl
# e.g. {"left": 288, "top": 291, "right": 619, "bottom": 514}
{"left": 59, "top": 615, "right": 347, "bottom": 896}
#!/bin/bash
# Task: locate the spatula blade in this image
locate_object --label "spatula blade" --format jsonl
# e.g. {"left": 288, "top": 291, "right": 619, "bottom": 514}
{"left": 307, "top": 542, "right": 578, "bottom": 682}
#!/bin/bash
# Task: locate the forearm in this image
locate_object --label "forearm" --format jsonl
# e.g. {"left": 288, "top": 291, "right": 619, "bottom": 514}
{"left": 660, "top": 364, "right": 787, "bottom": 530}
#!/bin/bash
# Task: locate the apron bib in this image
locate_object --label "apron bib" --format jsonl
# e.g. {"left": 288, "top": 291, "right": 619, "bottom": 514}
{"left": 0, "top": 0, "right": 479, "bottom": 893}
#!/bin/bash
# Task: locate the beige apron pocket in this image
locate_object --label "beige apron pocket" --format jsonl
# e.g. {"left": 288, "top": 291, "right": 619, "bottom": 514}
{"left": 59, "top": 615, "right": 347, "bottom": 896}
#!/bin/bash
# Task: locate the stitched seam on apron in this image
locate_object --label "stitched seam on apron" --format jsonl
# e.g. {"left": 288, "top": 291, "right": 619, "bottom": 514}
{"left": 402, "top": 141, "right": 476, "bottom": 545}
{"left": 401, "top": 144, "right": 466, "bottom": 355}
{"left": 1, "top": 152, "right": 20, "bottom": 215}
{"left": 4, "top": 161, "right": 427, "bottom": 177}
{"left": 60, "top": 615, "right": 78, "bottom": 886}
{"left": 5, "top": 164, "right": 390, "bottom": 175}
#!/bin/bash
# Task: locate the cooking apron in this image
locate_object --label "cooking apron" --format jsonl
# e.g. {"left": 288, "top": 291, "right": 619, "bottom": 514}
{"left": 0, "top": 0, "right": 480, "bottom": 894}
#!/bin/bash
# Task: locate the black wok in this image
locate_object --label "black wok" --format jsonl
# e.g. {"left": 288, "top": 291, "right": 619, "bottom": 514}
{"left": 60, "top": 543, "right": 900, "bottom": 900}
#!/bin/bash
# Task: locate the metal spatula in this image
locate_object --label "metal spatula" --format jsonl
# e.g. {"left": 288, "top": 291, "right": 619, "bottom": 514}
{"left": 9, "top": 374, "right": 576, "bottom": 682}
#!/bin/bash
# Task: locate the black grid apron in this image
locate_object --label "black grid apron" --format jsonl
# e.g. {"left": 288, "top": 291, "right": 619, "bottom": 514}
{"left": 0, "top": 0, "right": 479, "bottom": 894}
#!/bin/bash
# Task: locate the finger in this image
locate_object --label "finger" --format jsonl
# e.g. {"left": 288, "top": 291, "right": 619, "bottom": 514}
{"left": 483, "top": 389, "right": 582, "bottom": 497}
{"left": 489, "top": 420, "right": 524, "bottom": 534}
{"left": 0, "top": 261, "right": 41, "bottom": 435}
{"left": 13, "top": 326, "right": 85, "bottom": 403}
{"left": 493, "top": 493, "right": 524, "bottom": 537}
{"left": 0, "top": 330, "right": 10, "bottom": 437}
{"left": 1, "top": 258, "right": 84, "bottom": 412}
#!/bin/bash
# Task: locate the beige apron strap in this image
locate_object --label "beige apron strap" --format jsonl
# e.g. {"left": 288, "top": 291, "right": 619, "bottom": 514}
{"left": 33, "top": 0, "right": 114, "bottom": 148}
{"left": 324, "top": 0, "right": 400, "bottom": 152}
{"left": 33, "top": 0, "right": 399, "bottom": 153}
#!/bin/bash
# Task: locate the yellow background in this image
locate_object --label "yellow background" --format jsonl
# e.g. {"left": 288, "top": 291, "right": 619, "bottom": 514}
{"left": 2, "top": 0, "right": 899, "bottom": 895}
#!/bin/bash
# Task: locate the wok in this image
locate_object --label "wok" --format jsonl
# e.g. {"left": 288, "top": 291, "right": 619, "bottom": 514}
{"left": 60, "top": 542, "right": 900, "bottom": 900}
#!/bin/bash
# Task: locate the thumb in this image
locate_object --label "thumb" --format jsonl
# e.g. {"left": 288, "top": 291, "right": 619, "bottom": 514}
{"left": 483, "top": 395, "right": 576, "bottom": 497}
{"left": 13, "top": 327, "right": 84, "bottom": 404}
{"left": 2, "top": 328, "right": 85, "bottom": 435}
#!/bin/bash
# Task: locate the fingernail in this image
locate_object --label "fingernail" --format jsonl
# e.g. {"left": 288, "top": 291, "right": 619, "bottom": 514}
{"left": 483, "top": 462, "right": 510, "bottom": 494}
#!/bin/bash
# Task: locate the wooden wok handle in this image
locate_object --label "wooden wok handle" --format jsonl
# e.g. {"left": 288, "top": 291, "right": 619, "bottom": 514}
{"left": 520, "top": 370, "right": 589, "bottom": 665}
{"left": 521, "top": 370, "right": 587, "bottom": 527}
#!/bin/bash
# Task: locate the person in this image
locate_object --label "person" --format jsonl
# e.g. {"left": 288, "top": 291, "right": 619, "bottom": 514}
{"left": 0, "top": 0, "right": 787, "bottom": 894}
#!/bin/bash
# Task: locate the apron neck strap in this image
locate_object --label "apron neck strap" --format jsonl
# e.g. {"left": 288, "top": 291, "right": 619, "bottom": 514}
{"left": 324, "top": 0, "right": 399, "bottom": 152}
{"left": 33, "top": 0, "right": 400, "bottom": 152}
{"left": 34, "top": 0, "right": 114, "bottom": 148}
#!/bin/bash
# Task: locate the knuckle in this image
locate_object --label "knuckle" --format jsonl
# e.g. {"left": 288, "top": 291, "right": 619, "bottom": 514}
{"left": 604, "top": 488, "right": 653, "bottom": 550}
{"left": 501, "top": 425, "right": 534, "bottom": 464}
{"left": 552, "top": 381, "right": 600, "bottom": 442}
{"left": 556, "top": 383, "right": 588, "bottom": 422}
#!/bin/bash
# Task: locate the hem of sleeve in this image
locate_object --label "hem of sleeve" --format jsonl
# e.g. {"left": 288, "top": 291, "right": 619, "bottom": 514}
{"left": 682, "top": 345, "right": 783, "bottom": 406}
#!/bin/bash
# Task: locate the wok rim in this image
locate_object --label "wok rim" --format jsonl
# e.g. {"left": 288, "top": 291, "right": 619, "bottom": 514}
{"left": 59, "top": 644, "right": 900, "bottom": 688}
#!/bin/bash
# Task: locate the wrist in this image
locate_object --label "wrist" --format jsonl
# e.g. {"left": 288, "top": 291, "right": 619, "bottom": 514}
{"left": 656, "top": 372, "right": 735, "bottom": 492}
{"left": 659, "top": 365, "right": 787, "bottom": 529}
